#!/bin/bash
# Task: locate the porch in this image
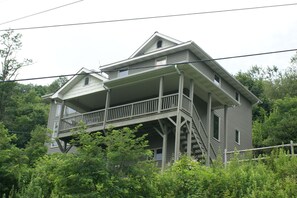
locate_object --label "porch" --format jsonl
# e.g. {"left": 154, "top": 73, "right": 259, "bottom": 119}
{"left": 59, "top": 93, "right": 192, "bottom": 135}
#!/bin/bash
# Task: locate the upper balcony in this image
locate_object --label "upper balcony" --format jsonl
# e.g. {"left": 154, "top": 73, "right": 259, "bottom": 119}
{"left": 58, "top": 93, "right": 192, "bottom": 138}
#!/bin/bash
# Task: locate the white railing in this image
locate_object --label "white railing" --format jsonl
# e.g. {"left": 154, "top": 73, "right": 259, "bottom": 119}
{"left": 107, "top": 97, "right": 159, "bottom": 121}
{"left": 60, "top": 94, "right": 179, "bottom": 132}
{"left": 161, "top": 93, "right": 178, "bottom": 110}
{"left": 60, "top": 109, "right": 105, "bottom": 131}
{"left": 224, "top": 141, "right": 297, "bottom": 166}
{"left": 182, "top": 94, "right": 191, "bottom": 113}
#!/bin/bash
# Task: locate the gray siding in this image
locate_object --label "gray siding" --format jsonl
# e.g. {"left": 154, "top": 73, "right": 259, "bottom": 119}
{"left": 106, "top": 51, "right": 188, "bottom": 80}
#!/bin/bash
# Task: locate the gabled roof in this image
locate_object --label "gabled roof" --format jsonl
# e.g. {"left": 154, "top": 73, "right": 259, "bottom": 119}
{"left": 129, "top": 31, "right": 182, "bottom": 58}
{"left": 50, "top": 68, "right": 108, "bottom": 100}
{"left": 100, "top": 32, "right": 260, "bottom": 105}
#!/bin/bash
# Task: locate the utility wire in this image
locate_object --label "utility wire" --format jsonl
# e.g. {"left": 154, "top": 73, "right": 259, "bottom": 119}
{"left": 1, "top": 2, "right": 297, "bottom": 31}
{"left": 1, "top": 47, "right": 296, "bottom": 83}
{"left": 0, "top": 0, "right": 84, "bottom": 26}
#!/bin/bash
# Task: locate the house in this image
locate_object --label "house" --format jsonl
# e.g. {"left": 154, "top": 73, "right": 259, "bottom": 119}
{"left": 45, "top": 32, "right": 259, "bottom": 169}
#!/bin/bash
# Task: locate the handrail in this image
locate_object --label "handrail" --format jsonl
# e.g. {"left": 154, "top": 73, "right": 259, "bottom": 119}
{"left": 227, "top": 142, "right": 297, "bottom": 154}
{"left": 192, "top": 105, "right": 216, "bottom": 158}
{"left": 60, "top": 93, "right": 179, "bottom": 131}
{"left": 224, "top": 141, "right": 297, "bottom": 166}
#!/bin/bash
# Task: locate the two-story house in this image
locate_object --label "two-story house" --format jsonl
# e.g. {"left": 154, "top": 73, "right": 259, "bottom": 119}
{"left": 45, "top": 32, "right": 259, "bottom": 169}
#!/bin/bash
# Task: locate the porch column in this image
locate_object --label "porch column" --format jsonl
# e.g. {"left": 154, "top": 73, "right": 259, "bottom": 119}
{"left": 158, "top": 76, "right": 164, "bottom": 113}
{"left": 187, "top": 79, "right": 194, "bottom": 156}
{"left": 174, "top": 72, "right": 184, "bottom": 161}
{"left": 103, "top": 89, "right": 110, "bottom": 130}
{"left": 57, "top": 101, "right": 65, "bottom": 152}
{"left": 162, "top": 128, "right": 168, "bottom": 171}
{"left": 206, "top": 93, "right": 212, "bottom": 166}
{"left": 57, "top": 101, "right": 65, "bottom": 134}
{"left": 224, "top": 105, "right": 228, "bottom": 164}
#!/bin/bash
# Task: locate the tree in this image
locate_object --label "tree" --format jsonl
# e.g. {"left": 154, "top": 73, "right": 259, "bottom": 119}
{"left": 46, "top": 76, "right": 68, "bottom": 94}
{"left": 0, "top": 123, "right": 28, "bottom": 198}
{"left": 0, "top": 30, "right": 32, "bottom": 81}
{"left": 0, "top": 30, "right": 32, "bottom": 126}
{"left": 4, "top": 84, "right": 49, "bottom": 147}
{"left": 19, "top": 125, "right": 157, "bottom": 197}
{"left": 253, "top": 97, "right": 297, "bottom": 147}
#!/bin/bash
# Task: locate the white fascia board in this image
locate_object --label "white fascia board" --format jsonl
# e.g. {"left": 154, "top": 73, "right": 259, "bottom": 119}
{"left": 51, "top": 67, "right": 107, "bottom": 100}
{"left": 189, "top": 43, "right": 260, "bottom": 105}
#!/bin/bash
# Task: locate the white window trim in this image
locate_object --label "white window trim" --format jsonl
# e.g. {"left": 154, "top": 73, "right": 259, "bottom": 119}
{"left": 50, "top": 122, "right": 59, "bottom": 148}
{"left": 151, "top": 147, "right": 162, "bottom": 161}
{"left": 214, "top": 74, "right": 221, "bottom": 87}
{"left": 84, "top": 76, "right": 90, "bottom": 86}
{"left": 155, "top": 56, "right": 167, "bottom": 66}
{"left": 235, "top": 129, "right": 241, "bottom": 145}
{"left": 213, "top": 113, "right": 220, "bottom": 142}
{"left": 235, "top": 91, "right": 240, "bottom": 103}
{"left": 55, "top": 104, "right": 61, "bottom": 117}
{"left": 118, "top": 68, "right": 129, "bottom": 77}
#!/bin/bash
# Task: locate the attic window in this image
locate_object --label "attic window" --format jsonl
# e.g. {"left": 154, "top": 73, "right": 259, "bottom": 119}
{"left": 235, "top": 91, "right": 240, "bottom": 102}
{"left": 84, "top": 76, "right": 89, "bottom": 86}
{"left": 155, "top": 57, "right": 167, "bottom": 66}
{"left": 214, "top": 74, "right": 221, "bottom": 86}
{"left": 157, "top": 40, "right": 162, "bottom": 48}
{"left": 118, "top": 69, "right": 128, "bottom": 77}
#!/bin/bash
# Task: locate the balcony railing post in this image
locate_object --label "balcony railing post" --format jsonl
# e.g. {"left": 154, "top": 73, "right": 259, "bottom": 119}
{"left": 290, "top": 140, "right": 294, "bottom": 156}
{"left": 158, "top": 76, "right": 164, "bottom": 113}
{"left": 103, "top": 89, "right": 110, "bottom": 129}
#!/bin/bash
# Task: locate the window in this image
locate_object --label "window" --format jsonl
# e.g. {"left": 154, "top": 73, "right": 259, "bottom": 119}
{"left": 214, "top": 74, "right": 221, "bottom": 86}
{"left": 213, "top": 114, "right": 220, "bottom": 140}
{"left": 151, "top": 148, "right": 162, "bottom": 161}
{"left": 235, "top": 91, "right": 240, "bottom": 102}
{"left": 235, "top": 130, "right": 240, "bottom": 144}
{"left": 157, "top": 40, "right": 163, "bottom": 48}
{"left": 51, "top": 122, "right": 59, "bottom": 148}
{"left": 55, "top": 104, "right": 61, "bottom": 117}
{"left": 118, "top": 69, "right": 128, "bottom": 77}
{"left": 84, "top": 76, "right": 89, "bottom": 86}
{"left": 155, "top": 57, "right": 167, "bottom": 66}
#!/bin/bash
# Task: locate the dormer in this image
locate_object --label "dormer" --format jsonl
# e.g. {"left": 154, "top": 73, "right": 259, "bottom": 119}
{"left": 130, "top": 32, "right": 182, "bottom": 58}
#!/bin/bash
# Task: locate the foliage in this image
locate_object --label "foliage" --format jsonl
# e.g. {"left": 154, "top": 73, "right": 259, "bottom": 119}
{"left": 156, "top": 153, "right": 297, "bottom": 198}
{"left": 19, "top": 125, "right": 157, "bottom": 198}
{"left": 46, "top": 76, "right": 68, "bottom": 94}
{"left": 0, "top": 30, "right": 32, "bottom": 81}
{"left": 253, "top": 97, "right": 297, "bottom": 146}
{"left": 0, "top": 123, "right": 28, "bottom": 197}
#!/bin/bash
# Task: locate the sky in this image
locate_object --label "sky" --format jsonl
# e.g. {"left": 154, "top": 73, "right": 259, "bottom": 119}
{"left": 0, "top": 0, "right": 297, "bottom": 85}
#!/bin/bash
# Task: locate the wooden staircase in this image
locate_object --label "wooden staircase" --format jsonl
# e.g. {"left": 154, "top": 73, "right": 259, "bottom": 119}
{"left": 180, "top": 105, "right": 215, "bottom": 163}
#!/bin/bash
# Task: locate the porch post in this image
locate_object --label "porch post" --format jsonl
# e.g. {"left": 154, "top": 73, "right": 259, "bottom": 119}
{"left": 103, "top": 89, "right": 110, "bottom": 130}
{"left": 158, "top": 76, "right": 164, "bottom": 113}
{"left": 206, "top": 93, "right": 212, "bottom": 166}
{"left": 57, "top": 101, "right": 65, "bottom": 152}
{"left": 174, "top": 72, "right": 184, "bottom": 161}
{"left": 224, "top": 105, "right": 228, "bottom": 155}
{"left": 57, "top": 101, "right": 65, "bottom": 135}
{"left": 162, "top": 129, "right": 168, "bottom": 171}
{"left": 187, "top": 79, "right": 194, "bottom": 156}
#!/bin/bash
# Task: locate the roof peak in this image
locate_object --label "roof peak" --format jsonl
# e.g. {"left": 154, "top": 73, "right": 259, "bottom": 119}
{"left": 129, "top": 32, "right": 182, "bottom": 58}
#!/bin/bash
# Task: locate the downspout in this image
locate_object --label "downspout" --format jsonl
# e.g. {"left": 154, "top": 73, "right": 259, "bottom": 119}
{"left": 175, "top": 64, "right": 181, "bottom": 75}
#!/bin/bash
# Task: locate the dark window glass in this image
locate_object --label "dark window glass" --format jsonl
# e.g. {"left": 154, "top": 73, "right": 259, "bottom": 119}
{"left": 157, "top": 40, "right": 162, "bottom": 48}
{"left": 84, "top": 77, "right": 89, "bottom": 85}
{"left": 213, "top": 114, "right": 219, "bottom": 140}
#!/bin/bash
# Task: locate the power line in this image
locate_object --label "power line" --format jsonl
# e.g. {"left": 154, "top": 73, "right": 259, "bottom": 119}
{"left": 1, "top": 47, "right": 296, "bottom": 83}
{"left": 0, "top": 0, "right": 84, "bottom": 26}
{"left": 1, "top": 2, "right": 297, "bottom": 31}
